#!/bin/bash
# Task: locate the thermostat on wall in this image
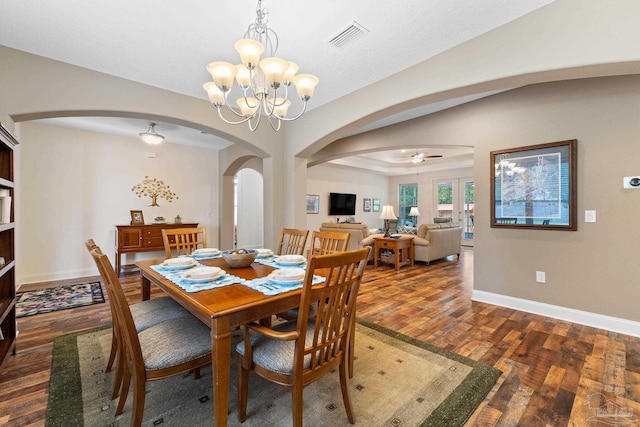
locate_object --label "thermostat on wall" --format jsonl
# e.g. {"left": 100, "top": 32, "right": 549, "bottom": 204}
{"left": 623, "top": 176, "right": 640, "bottom": 189}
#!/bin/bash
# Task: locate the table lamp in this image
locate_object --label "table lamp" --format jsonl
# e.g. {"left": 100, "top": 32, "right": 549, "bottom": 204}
{"left": 379, "top": 205, "right": 397, "bottom": 237}
{"left": 408, "top": 206, "right": 421, "bottom": 226}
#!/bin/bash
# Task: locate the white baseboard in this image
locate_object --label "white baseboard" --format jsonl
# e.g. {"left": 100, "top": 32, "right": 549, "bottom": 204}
{"left": 472, "top": 290, "right": 640, "bottom": 338}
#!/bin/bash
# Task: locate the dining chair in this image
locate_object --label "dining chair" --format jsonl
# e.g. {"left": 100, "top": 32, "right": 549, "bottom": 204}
{"left": 236, "top": 247, "right": 370, "bottom": 426}
{"left": 277, "top": 228, "right": 309, "bottom": 256}
{"left": 89, "top": 248, "right": 212, "bottom": 426}
{"left": 161, "top": 227, "right": 206, "bottom": 258}
{"left": 85, "top": 240, "right": 194, "bottom": 401}
{"left": 308, "top": 230, "right": 350, "bottom": 257}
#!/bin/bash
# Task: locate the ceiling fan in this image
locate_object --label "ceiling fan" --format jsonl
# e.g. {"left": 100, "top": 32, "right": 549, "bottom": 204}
{"left": 410, "top": 150, "right": 443, "bottom": 163}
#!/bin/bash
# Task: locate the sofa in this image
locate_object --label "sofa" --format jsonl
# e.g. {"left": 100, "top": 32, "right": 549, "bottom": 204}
{"left": 318, "top": 222, "right": 462, "bottom": 264}
{"left": 319, "top": 223, "right": 382, "bottom": 261}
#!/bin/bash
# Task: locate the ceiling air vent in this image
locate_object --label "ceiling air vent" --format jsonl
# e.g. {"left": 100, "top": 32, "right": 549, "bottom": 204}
{"left": 329, "top": 21, "right": 369, "bottom": 49}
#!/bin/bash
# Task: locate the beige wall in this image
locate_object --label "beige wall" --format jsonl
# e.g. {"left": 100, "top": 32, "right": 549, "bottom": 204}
{"left": 369, "top": 75, "right": 640, "bottom": 324}
{"left": 306, "top": 165, "right": 390, "bottom": 233}
{"left": 16, "top": 122, "right": 220, "bottom": 284}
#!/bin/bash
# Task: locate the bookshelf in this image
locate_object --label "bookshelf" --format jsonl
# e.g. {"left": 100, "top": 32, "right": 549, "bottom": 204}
{"left": 0, "top": 122, "right": 17, "bottom": 368}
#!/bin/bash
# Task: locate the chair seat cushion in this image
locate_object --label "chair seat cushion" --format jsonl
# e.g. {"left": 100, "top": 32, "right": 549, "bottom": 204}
{"left": 130, "top": 296, "right": 191, "bottom": 332}
{"left": 236, "top": 321, "right": 317, "bottom": 375}
{"left": 139, "top": 315, "right": 212, "bottom": 371}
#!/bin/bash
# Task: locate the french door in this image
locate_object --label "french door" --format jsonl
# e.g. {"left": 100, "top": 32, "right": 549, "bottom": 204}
{"left": 434, "top": 178, "right": 474, "bottom": 246}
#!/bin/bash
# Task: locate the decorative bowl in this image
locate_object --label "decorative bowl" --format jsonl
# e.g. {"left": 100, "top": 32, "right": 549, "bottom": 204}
{"left": 222, "top": 249, "right": 258, "bottom": 268}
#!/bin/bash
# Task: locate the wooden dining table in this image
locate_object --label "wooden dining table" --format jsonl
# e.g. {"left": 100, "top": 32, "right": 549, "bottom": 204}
{"left": 136, "top": 256, "right": 304, "bottom": 426}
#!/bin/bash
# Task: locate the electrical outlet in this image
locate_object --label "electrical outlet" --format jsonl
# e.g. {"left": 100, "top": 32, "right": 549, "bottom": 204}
{"left": 536, "top": 271, "right": 546, "bottom": 283}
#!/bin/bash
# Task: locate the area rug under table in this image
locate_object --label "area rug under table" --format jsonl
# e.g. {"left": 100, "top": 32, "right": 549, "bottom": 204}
{"left": 46, "top": 320, "right": 501, "bottom": 427}
{"left": 16, "top": 282, "right": 105, "bottom": 318}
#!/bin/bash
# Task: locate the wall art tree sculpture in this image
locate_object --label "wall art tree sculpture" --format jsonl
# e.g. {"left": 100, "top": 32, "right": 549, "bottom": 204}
{"left": 131, "top": 176, "right": 178, "bottom": 207}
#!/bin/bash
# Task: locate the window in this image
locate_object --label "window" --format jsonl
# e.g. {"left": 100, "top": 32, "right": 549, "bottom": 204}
{"left": 399, "top": 184, "right": 418, "bottom": 226}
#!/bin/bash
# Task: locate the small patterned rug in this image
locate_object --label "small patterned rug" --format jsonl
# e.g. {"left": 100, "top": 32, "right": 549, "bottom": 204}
{"left": 16, "top": 282, "right": 105, "bottom": 318}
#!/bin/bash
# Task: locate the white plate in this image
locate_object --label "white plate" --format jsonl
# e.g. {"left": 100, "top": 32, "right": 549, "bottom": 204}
{"left": 182, "top": 266, "right": 222, "bottom": 280}
{"left": 274, "top": 255, "right": 306, "bottom": 265}
{"left": 255, "top": 248, "right": 274, "bottom": 258}
{"left": 269, "top": 277, "right": 304, "bottom": 286}
{"left": 193, "top": 248, "right": 221, "bottom": 255}
{"left": 163, "top": 257, "right": 195, "bottom": 266}
{"left": 182, "top": 268, "right": 226, "bottom": 283}
{"left": 160, "top": 260, "right": 197, "bottom": 270}
{"left": 269, "top": 268, "right": 305, "bottom": 282}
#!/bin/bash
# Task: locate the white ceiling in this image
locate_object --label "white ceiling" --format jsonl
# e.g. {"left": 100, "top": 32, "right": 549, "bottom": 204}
{"left": 0, "top": 0, "right": 553, "bottom": 171}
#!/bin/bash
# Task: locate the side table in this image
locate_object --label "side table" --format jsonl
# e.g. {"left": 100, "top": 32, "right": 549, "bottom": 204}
{"left": 373, "top": 236, "right": 415, "bottom": 270}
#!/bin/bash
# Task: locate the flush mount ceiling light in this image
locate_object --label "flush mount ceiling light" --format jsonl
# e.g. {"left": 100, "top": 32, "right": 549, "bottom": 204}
{"left": 139, "top": 122, "right": 164, "bottom": 145}
{"left": 203, "top": 0, "right": 319, "bottom": 131}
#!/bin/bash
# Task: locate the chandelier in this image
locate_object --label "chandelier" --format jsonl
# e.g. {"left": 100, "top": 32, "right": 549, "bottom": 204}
{"left": 203, "top": 0, "right": 319, "bottom": 131}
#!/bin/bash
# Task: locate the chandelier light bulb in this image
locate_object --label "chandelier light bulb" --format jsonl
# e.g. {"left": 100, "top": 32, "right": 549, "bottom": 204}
{"left": 283, "top": 61, "right": 298, "bottom": 85}
{"left": 234, "top": 39, "right": 264, "bottom": 70}
{"left": 259, "top": 57, "right": 290, "bottom": 88}
{"left": 203, "top": 82, "right": 226, "bottom": 106}
{"left": 235, "top": 65, "right": 252, "bottom": 88}
{"left": 271, "top": 98, "right": 291, "bottom": 117}
{"left": 206, "top": 61, "right": 237, "bottom": 92}
{"left": 293, "top": 74, "right": 319, "bottom": 100}
{"left": 236, "top": 97, "right": 259, "bottom": 116}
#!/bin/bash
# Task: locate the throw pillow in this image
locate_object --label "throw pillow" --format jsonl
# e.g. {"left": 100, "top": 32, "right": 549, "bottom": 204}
{"left": 397, "top": 226, "right": 417, "bottom": 235}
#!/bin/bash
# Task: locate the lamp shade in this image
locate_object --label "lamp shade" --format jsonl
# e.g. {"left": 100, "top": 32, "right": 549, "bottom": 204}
{"left": 378, "top": 205, "right": 397, "bottom": 220}
{"left": 408, "top": 207, "right": 421, "bottom": 217}
{"left": 139, "top": 122, "right": 164, "bottom": 145}
{"left": 206, "top": 61, "right": 237, "bottom": 91}
{"left": 203, "top": 82, "right": 226, "bottom": 106}
{"left": 234, "top": 38, "right": 264, "bottom": 69}
{"left": 259, "top": 57, "right": 290, "bottom": 88}
{"left": 292, "top": 74, "right": 319, "bottom": 100}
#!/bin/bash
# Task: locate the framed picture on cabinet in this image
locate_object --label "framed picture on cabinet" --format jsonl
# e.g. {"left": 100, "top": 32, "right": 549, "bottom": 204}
{"left": 130, "top": 210, "right": 144, "bottom": 225}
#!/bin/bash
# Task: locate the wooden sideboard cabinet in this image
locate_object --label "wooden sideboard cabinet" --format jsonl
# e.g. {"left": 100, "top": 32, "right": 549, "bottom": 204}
{"left": 115, "top": 223, "right": 198, "bottom": 275}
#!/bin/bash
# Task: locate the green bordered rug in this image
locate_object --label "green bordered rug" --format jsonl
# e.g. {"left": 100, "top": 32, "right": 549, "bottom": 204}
{"left": 46, "top": 319, "right": 501, "bottom": 426}
{"left": 17, "top": 282, "right": 105, "bottom": 318}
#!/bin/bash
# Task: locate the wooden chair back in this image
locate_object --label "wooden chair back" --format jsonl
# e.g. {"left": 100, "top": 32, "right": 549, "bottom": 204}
{"left": 309, "top": 230, "right": 350, "bottom": 256}
{"left": 277, "top": 228, "right": 309, "bottom": 255}
{"left": 161, "top": 227, "right": 206, "bottom": 258}
{"left": 237, "top": 247, "right": 370, "bottom": 425}
{"left": 90, "top": 248, "right": 211, "bottom": 425}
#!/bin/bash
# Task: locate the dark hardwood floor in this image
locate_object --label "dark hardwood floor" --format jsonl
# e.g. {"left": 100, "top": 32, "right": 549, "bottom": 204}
{"left": 1, "top": 247, "right": 638, "bottom": 426}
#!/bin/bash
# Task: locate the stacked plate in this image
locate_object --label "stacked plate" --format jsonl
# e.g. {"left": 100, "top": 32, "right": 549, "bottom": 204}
{"left": 159, "top": 257, "right": 198, "bottom": 270}
{"left": 274, "top": 254, "right": 306, "bottom": 266}
{"left": 181, "top": 266, "right": 225, "bottom": 283}
{"left": 268, "top": 268, "right": 306, "bottom": 286}
{"left": 192, "top": 248, "right": 221, "bottom": 256}
{"left": 255, "top": 248, "right": 274, "bottom": 258}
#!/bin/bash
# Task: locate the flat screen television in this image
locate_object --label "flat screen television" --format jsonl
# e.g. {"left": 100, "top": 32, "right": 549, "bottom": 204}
{"left": 329, "top": 192, "right": 356, "bottom": 216}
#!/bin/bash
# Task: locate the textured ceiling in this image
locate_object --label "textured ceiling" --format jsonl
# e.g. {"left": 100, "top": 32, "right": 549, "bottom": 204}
{"left": 0, "top": 0, "right": 553, "bottom": 171}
